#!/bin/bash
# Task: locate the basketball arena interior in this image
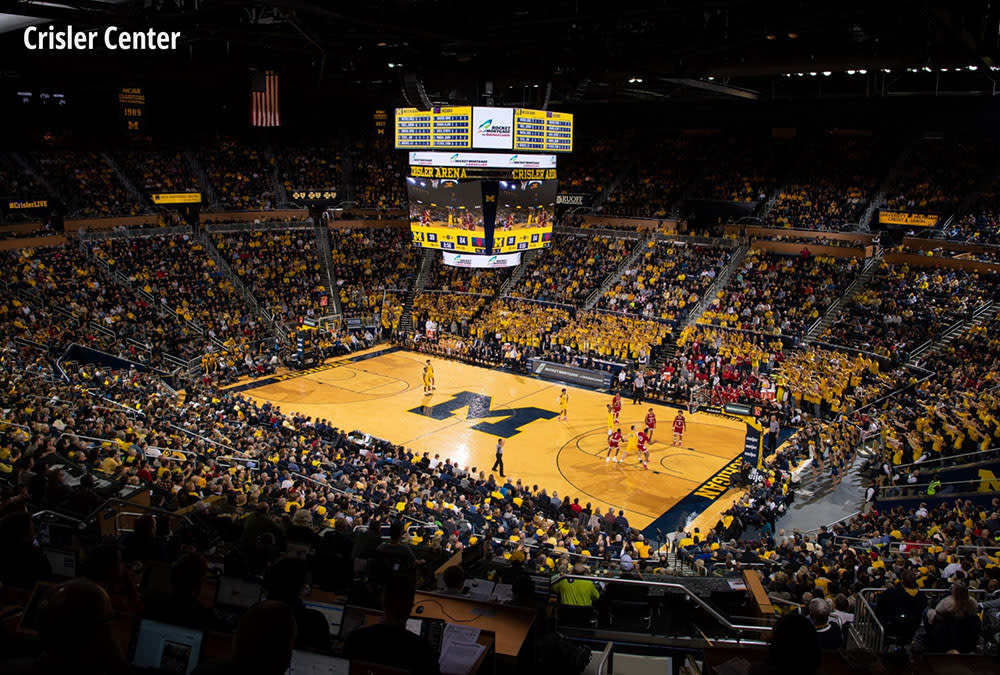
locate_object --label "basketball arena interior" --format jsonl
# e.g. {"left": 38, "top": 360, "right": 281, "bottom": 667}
{"left": 2, "top": 2, "right": 1000, "bottom": 674}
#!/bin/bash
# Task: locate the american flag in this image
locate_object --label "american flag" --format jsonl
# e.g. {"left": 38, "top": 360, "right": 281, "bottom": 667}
{"left": 250, "top": 69, "right": 280, "bottom": 127}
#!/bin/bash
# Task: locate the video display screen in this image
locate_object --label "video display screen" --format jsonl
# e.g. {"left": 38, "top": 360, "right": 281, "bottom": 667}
{"left": 492, "top": 179, "right": 556, "bottom": 253}
{"left": 407, "top": 177, "right": 488, "bottom": 253}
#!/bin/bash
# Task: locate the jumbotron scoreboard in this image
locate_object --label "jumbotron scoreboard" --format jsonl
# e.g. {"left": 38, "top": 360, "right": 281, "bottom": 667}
{"left": 395, "top": 106, "right": 573, "bottom": 153}
{"left": 396, "top": 106, "right": 571, "bottom": 261}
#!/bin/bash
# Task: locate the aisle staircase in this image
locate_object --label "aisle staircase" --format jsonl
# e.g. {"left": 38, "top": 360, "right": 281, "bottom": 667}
{"left": 77, "top": 241, "right": 210, "bottom": 374}
{"left": 11, "top": 152, "right": 58, "bottom": 201}
{"left": 184, "top": 151, "right": 218, "bottom": 208}
{"left": 679, "top": 240, "right": 748, "bottom": 331}
{"left": 755, "top": 144, "right": 810, "bottom": 222}
{"left": 397, "top": 248, "right": 435, "bottom": 333}
{"left": 313, "top": 226, "right": 342, "bottom": 316}
{"left": 802, "top": 255, "right": 880, "bottom": 344}
{"left": 497, "top": 249, "right": 541, "bottom": 297}
{"left": 648, "top": 240, "right": 749, "bottom": 367}
{"left": 862, "top": 137, "right": 917, "bottom": 230}
{"left": 101, "top": 151, "right": 151, "bottom": 211}
{"left": 267, "top": 149, "right": 288, "bottom": 206}
{"left": 907, "top": 301, "right": 997, "bottom": 366}
{"left": 197, "top": 231, "right": 285, "bottom": 342}
{"left": 582, "top": 234, "right": 649, "bottom": 310}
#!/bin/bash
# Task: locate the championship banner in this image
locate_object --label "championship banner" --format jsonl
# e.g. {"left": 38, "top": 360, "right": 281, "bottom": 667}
{"left": 442, "top": 252, "right": 521, "bottom": 268}
{"left": 118, "top": 86, "right": 144, "bottom": 133}
{"left": 878, "top": 211, "right": 939, "bottom": 227}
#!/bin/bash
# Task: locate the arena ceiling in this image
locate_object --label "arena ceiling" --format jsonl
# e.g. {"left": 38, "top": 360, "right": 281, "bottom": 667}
{"left": 2, "top": 0, "right": 1000, "bottom": 104}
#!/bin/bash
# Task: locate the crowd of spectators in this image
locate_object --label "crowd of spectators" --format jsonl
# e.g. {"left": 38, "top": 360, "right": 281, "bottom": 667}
{"left": 0, "top": 154, "right": 46, "bottom": 199}
{"left": 2, "top": 244, "right": 210, "bottom": 367}
{"left": 469, "top": 299, "right": 570, "bottom": 349}
{"left": 212, "top": 229, "right": 328, "bottom": 326}
{"left": 424, "top": 255, "right": 510, "bottom": 295}
{"left": 883, "top": 138, "right": 995, "bottom": 216}
{"left": 276, "top": 145, "right": 342, "bottom": 195}
{"left": 34, "top": 150, "right": 142, "bottom": 217}
{"left": 412, "top": 293, "right": 485, "bottom": 336}
{"left": 199, "top": 139, "right": 276, "bottom": 211}
{"left": 862, "top": 313, "right": 1000, "bottom": 473}
{"left": 510, "top": 234, "right": 635, "bottom": 306}
{"left": 556, "top": 136, "right": 630, "bottom": 203}
{"left": 601, "top": 137, "right": 696, "bottom": 217}
{"left": 115, "top": 144, "right": 199, "bottom": 196}
{"left": 821, "top": 263, "right": 1000, "bottom": 362}
{"left": 329, "top": 228, "right": 419, "bottom": 314}
{"left": 765, "top": 134, "right": 893, "bottom": 231}
{"left": 351, "top": 138, "right": 405, "bottom": 209}
{"left": 942, "top": 177, "right": 1000, "bottom": 245}
{"left": 92, "top": 233, "right": 276, "bottom": 382}
{"left": 551, "top": 311, "right": 671, "bottom": 362}
{"left": 698, "top": 250, "right": 859, "bottom": 337}
{"left": 695, "top": 134, "right": 794, "bottom": 203}
{"left": 595, "top": 240, "right": 730, "bottom": 325}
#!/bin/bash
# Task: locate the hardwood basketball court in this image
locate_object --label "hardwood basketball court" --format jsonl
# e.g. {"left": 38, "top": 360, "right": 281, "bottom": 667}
{"left": 236, "top": 348, "right": 747, "bottom": 531}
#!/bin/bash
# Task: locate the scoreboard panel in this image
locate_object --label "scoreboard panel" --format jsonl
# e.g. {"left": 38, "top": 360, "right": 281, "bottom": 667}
{"left": 513, "top": 109, "right": 573, "bottom": 152}
{"left": 396, "top": 107, "right": 573, "bottom": 152}
{"left": 395, "top": 106, "right": 472, "bottom": 149}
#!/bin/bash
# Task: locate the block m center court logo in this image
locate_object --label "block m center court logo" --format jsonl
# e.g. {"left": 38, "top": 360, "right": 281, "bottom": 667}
{"left": 408, "top": 391, "right": 556, "bottom": 438}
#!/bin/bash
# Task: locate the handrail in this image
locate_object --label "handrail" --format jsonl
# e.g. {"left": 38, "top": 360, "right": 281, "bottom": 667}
{"left": 892, "top": 446, "right": 1000, "bottom": 472}
{"left": 291, "top": 470, "right": 435, "bottom": 529}
{"left": 166, "top": 423, "right": 237, "bottom": 453}
{"left": 802, "top": 511, "right": 861, "bottom": 536}
{"left": 853, "top": 588, "right": 885, "bottom": 653}
{"left": 551, "top": 574, "right": 772, "bottom": 636}
{"left": 32, "top": 509, "right": 84, "bottom": 525}
{"left": 85, "top": 497, "right": 194, "bottom": 528}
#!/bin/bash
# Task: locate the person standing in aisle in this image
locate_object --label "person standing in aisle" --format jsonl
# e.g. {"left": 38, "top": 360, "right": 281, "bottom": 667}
{"left": 491, "top": 438, "right": 505, "bottom": 478}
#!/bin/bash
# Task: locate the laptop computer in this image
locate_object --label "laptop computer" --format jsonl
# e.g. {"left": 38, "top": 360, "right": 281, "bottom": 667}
{"left": 404, "top": 617, "right": 446, "bottom": 652}
{"left": 130, "top": 618, "right": 203, "bottom": 675}
{"left": 338, "top": 607, "right": 368, "bottom": 642}
{"left": 214, "top": 576, "right": 262, "bottom": 611}
{"left": 43, "top": 547, "right": 77, "bottom": 579}
{"left": 302, "top": 600, "right": 345, "bottom": 638}
{"left": 287, "top": 650, "right": 350, "bottom": 675}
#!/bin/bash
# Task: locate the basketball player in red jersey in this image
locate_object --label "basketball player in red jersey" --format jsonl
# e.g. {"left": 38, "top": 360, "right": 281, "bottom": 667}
{"left": 672, "top": 411, "right": 687, "bottom": 447}
{"left": 637, "top": 428, "right": 650, "bottom": 469}
{"left": 612, "top": 392, "right": 622, "bottom": 425}
{"left": 420, "top": 209, "right": 431, "bottom": 227}
{"left": 605, "top": 427, "right": 623, "bottom": 464}
{"left": 644, "top": 408, "right": 657, "bottom": 443}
